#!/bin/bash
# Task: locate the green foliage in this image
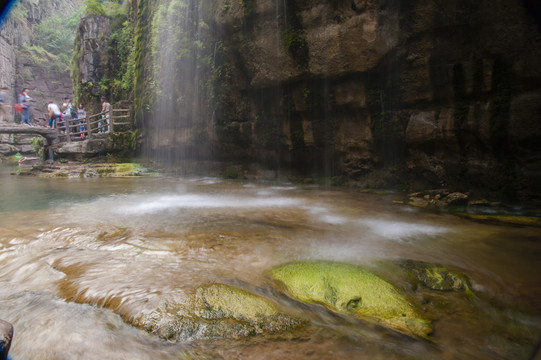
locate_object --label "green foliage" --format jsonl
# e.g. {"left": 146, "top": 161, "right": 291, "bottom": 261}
{"left": 85, "top": 0, "right": 106, "bottom": 16}
{"left": 71, "top": 40, "right": 83, "bottom": 103}
{"left": 30, "top": 137, "right": 44, "bottom": 158}
{"left": 330, "top": 175, "right": 347, "bottom": 186}
{"left": 128, "top": 129, "right": 139, "bottom": 150}
{"left": 10, "top": 0, "right": 29, "bottom": 23}
{"left": 20, "top": 45, "right": 50, "bottom": 65}
{"left": 221, "top": 0, "right": 230, "bottom": 14}
{"left": 279, "top": 1, "right": 309, "bottom": 68}
{"left": 33, "top": 7, "right": 84, "bottom": 71}
{"left": 75, "top": 0, "right": 133, "bottom": 105}
{"left": 102, "top": 0, "right": 128, "bottom": 18}
{"left": 85, "top": 0, "right": 127, "bottom": 18}
{"left": 282, "top": 30, "right": 308, "bottom": 67}
{"left": 241, "top": 0, "right": 254, "bottom": 17}
{"left": 133, "top": 0, "right": 152, "bottom": 126}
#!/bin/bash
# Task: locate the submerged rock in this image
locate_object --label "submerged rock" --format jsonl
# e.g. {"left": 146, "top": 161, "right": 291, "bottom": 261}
{"left": 16, "top": 162, "right": 145, "bottom": 178}
{"left": 408, "top": 190, "right": 469, "bottom": 208}
{"left": 399, "top": 260, "right": 472, "bottom": 295}
{"left": 455, "top": 213, "right": 541, "bottom": 227}
{"left": 136, "top": 283, "right": 304, "bottom": 341}
{"left": 269, "top": 261, "right": 432, "bottom": 338}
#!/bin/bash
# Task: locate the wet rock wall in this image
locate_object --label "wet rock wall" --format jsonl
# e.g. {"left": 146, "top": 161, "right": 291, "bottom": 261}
{"left": 203, "top": 0, "right": 541, "bottom": 198}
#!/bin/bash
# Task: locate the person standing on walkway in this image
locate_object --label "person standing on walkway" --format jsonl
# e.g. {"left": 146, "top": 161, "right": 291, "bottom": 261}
{"left": 62, "top": 97, "right": 74, "bottom": 132}
{"left": 0, "top": 86, "right": 9, "bottom": 123}
{"left": 18, "top": 88, "right": 31, "bottom": 125}
{"left": 100, "top": 96, "right": 111, "bottom": 133}
{"left": 77, "top": 103, "right": 86, "bottom": 137}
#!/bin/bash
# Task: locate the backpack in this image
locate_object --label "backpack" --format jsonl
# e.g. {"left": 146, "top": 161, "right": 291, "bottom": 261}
{"left": 70, "top": 107, "right": 77, "bottom": 119}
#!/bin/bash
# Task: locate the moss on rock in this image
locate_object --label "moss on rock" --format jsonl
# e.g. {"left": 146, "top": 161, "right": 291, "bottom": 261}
{"left": 399, "top": 260, "right": 473, "bottom": 295}
{"left": 269, "top": 261, "right": 432, "bottom": 338}
{"left": 94, "top": 163, "right": 142, "bottom": 176}
{"left": 456, "top": 213, "right": 541, "bottom": 226}
{"left": 136, "top": 283, "right": 304, "bottom": 341}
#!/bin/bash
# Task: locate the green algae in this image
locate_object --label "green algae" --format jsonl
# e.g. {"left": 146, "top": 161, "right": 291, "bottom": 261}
{"left": 95, "top": 163, "right": 142, "bottom": 176}
{"left": 399, "top": 260, "right": 474, "bottom": 299}
{"left": 195, "top": 284, "right": 278, "bottom": 322}
{"left": 114, "top": 162, "right": 142, "bottom": 174}
{"left": 269, "top": 261, "right": 432, "bottom": 338}
{"left": 137, "top": 283, "right": 304, "bottom": 341}
{"left": 456, "top": 213, "right": 541, "bottom": 226}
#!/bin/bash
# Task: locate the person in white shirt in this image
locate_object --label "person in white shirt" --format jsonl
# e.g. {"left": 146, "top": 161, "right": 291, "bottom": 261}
{"left": 47, "top": 101, "right": 62, "bottom": 128}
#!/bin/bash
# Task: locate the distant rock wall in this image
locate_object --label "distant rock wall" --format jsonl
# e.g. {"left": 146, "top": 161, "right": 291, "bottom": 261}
{"left": 201, "top": 0, "right": 541, "bottom": 198}
{"left": 0, "top": 0, "right": 79, "bottom": 125}
{"left": 16, "top": 53, "right": 73, "bottom": 125}
{"left": 0, "top": 16, "right": 30, "bottom": 121}
{"left": 73, "top": 15, "right": 111, "bottom": 114}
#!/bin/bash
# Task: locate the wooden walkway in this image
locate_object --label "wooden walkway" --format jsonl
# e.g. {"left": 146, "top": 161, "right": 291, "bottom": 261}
{"left": 56, "top": 106, "right": 132, "bottom": 142}
{"left": 0, "top": 124, "right": 58, "bottom": 145}
{"left": 0, "top": 106, "right": 132, "bottom": 145}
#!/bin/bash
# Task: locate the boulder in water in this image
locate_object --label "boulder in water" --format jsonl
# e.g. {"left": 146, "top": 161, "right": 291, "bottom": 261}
{"left": 407, "top": 189, "right": 469, "bottom": 208}
{"left": 136, "top": 283, "right": 304, "bottom": 341}
{"left": 269, "top": 261, "right": 432, "bottom": 339}
{"left": 399, "top": 260, "right": 474, "bottom": 299}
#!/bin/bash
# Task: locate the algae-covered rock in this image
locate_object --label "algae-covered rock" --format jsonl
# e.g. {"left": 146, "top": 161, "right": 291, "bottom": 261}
{"left": 269, "top": 261, "right": 432, "bottom": 338}
{"left": 95, "top": 163, "right": 142, "bottom": 176}
{"left": 136, "top": 283, "right": 304, "bottom": 341}
{"left": 456, "top": 213, "right": 541, "bottom": 227}
{"left": 407, "top": 190, "right": 469, "bottom": 208}
{"left": 15, "top": 162, "right": 146, "bottom": 178}
{"left": 400, "top": 260, "right": 472, "bottom": 293}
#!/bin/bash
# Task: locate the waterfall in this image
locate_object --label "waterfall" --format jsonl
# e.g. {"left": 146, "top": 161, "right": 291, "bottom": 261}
{"left": 143, "top": 0, "right": 212, "bottom": 173}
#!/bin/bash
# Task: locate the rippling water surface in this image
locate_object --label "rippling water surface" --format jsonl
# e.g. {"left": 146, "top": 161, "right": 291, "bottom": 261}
{"left": 1, "top": 165, "right": 540, "bottom": 359}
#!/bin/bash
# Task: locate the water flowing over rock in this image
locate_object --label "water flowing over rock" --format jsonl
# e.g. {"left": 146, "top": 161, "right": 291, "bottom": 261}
{"left": 135, "top": 283, "right": 305, "bottom": 341}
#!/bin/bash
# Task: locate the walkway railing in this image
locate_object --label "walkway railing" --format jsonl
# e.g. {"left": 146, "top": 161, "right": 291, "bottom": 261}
{"left": 56, "top": 106, "right": 132, "bottom": 142}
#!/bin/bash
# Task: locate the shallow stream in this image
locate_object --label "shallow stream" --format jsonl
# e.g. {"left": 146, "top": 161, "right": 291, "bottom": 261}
{"left": 1, "top": 165, "right": 540, "bottom": 359}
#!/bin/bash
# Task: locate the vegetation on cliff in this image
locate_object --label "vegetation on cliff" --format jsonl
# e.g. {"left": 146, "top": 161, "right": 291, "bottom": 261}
{"left": 10, "top": 0, "right": 84, "bottom": 79}
{"left": 72, "top": 0, "right": 133, "bottom": 109}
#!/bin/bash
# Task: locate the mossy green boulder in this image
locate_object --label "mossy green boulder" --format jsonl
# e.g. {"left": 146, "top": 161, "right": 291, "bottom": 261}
{"left": 269, "top": 261, "right": 432, "bottom": 338}
{"left": 136, "top": 283, "right": 304, "bottom": 341}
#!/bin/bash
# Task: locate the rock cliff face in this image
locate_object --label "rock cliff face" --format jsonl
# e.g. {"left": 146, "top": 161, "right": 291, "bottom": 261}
{"left": 127, "top": 0, "right": 541, "bottom": 198}
{"left": 201, "top": 0, "right": 541, "bottom": 197}
{"left": 72, "top": 15, "right": 111, "bottom": 114}
{"left": 0, "top": 0, "right": 81, "bottom": 124}
{"left": 0, "top": 15, "right": 31, "bottom": 119}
